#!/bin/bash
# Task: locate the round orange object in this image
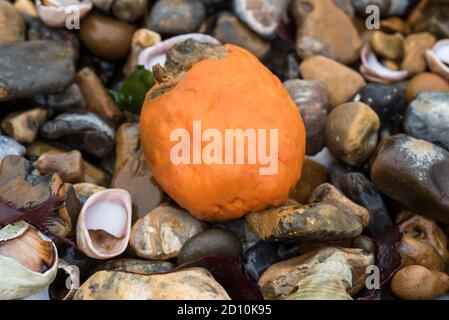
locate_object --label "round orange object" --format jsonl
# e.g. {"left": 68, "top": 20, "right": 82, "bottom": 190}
{"left": 140, "top": 44, "right": 306, "bottom": 221}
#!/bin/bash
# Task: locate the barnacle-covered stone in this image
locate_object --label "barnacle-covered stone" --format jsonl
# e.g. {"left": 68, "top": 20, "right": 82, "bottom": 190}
{"left": 245, "top": 201, "right": 363, "bottom": 242}
{"left": 73, "top": 268, "right": 230, "bottom": 300}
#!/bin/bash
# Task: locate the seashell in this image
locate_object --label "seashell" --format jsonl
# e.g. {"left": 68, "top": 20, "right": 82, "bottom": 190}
{"left": 35, "top": 0, "right": 92, "bottom": 28}
{"left": 138, "top": 33, "right": 221, "bottom": 71}
{"left": 0, "top": 221, "right": 58, "bottom": 300}
{"left": 258, "top": 247, "right": 375, "bottom": 299}
{"left": 426, "top": 39, "right": 449, "bottom": 82}
{"left": 285, "top": 251, "right": 353, "bottom": 300}
{"left": 360, "top": 44, "right": 408, "bottom": 84}
{"left": 48, "top": 258, "right": 80, "bottom": 300}
{"left": 76, "top": 188, "right": 132, "bottom": 259}
{"left": 73, "top": 267, "right": 231, "bottom": 300}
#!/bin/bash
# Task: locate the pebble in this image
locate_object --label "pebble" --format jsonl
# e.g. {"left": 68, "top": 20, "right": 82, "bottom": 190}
{"left": 216, "top": 219, "right": 260, "bottom": 252}
{"left": 33, "top": 84, "right": 86, "bottom": 114}
{"left": 380, "top": 17, "right": 411, "bottom": 34}
{"left": 0, "top": 135, "right": 26, "bottom": 162}
{"left": 124, "top": 28, "right": 161, "bottom": 76}
{"left": 391, "top": 265, "right": 449, "bottom": 300}
{"left": 146, "top": 0, "right": 206, "bottom": 35}
{"left": 284, "top": 79, "right": 329, "bottom": 155}
{"left": 0, "top": 0, "right": 25, "bottom": 46}
{"left": 401, "top": 32, "right": 436, "bottom": 76}
{"left": 398, "top": 214, "right": 449, "bottom": 265}
{"left": 74, "top": 268, "right": 230, "bottom": 300}
{"left": 245, "top": 201, "right": 363, "bottom": 242}
{"left": 35, "top": 150, "right": 84, "bottom": 183}
{"left": 329, "top": 164, "right": 393, "bottom": 237}
{"left": 75, "top": 67, "right": 123, "bottom": 123}
{"left": 299, "top": 55, "right": 366, "bottom": 108}
{"left": 1, "top": 108, "right": 49, "bottom": 144}
{"left": 177, "top": 229, "right": 242, "bottom": 265}
{"left": 0, "top": 155, "right": 72, "bottom": 238}
{"left": 0, "top": 41, "right": 75, "bottom": 102}
{"left": 399, "top": 235, "right": 446, "bottom": 271}
{"left": 80, "top": 12, "right": 136, "bottom": 61}
{"left": 289, "top": 158, "right": 327, "bottom": 204}
{"left": 233, "top": 0, "right": 289, "bottom": 39}
{"left": 92, "top": 0, "right": 113, "bottom": 11}
{"left": 130, "top": 204, "right": 206, "bottom": 260}
{"left": 112, "top": 0, "right": 147, "bottom": 23}
{"left": 39, "top": 112, "right": 115, "bottom": 158}
{"left": 73, "top": 182, "right": 106, "bottom": 206}
{"left": 325, "top": 102, "right": 380, "bottom": 166}
{"left": 371, "top": 134, "right": 449, "bottom": 224}
{"left": 409, "top": 2, "right": 449, "bottom": 38}
{"left": 405, "top": 72, "right": 449, "bottom": 102}
{"left": 353, "top": 83, "right": 407, "bottom": 135}
{"left": 258, "top": 247, "right": 374, "bottom": 299}
{"left": 405, "top": 92, "right": 449, "bottom": 151}
{"left": 370, "top": 31, "right": 404, "bottom": 61}
{"left": 111, "top": 123, "right": 164, "bottom": 219}
{"left": 95, "top": 259, "right": 175, "bottom": 275}
{"left": 212, "top": 12, "right": 271, "bottom": 59}
{"left": 14, "top": 0, "right": 37, "bottom": 16}
{"left": 291, "top": 0, "right": 362, "bottom": 65}
{"left": 352, "top": 235, "right": 377, "bottom": 255}
{"left": 242, "top": 242, "right": 287, "bottom": 282}
{"left": 309, "top": 183, "right": 370, "bottom": 228}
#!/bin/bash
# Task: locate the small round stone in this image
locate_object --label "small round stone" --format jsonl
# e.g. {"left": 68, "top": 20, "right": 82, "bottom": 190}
{"left": 406, "top": 72, "right": 449, "bottom": 102}
{"left": 177, "top": 229, "right": 242, "bottom": 265}
{"left": 325, "top": 102, "right": 380, "bottom": 166}
{"left": 370, "top": 31, "right": 404, "bottom": 61}
{"left": 112, "top": 0, "right": 147, "bottom": 22}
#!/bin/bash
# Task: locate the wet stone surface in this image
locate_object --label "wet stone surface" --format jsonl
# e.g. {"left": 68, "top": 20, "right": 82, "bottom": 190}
{"left": 0, "top": 41, "right": 75, "bottom": 102}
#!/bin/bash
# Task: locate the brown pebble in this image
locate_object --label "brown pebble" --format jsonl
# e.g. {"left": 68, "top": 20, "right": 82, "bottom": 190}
{"left": 289, "top": 159, "right": 327, "bottom": 204}
{"left": 80, "top": 12, "right": 136, "bottom": 61}
{"left": 406, "top": 72, "right": 449, "bottom": 102}
{"left": 325, "top": 102, "right": 380, "bottom": 166}
{"left": 299, "top": 55, "right": 366, "bottom": 108}
{"left": 35, "top": 150, "right": 84, "bottom": 183}
{"left": 1, "top": 108, "right": 48, "bottom": 143}
{"left": 371, "top": 31, "right": 404, "bottom": 61}
{"left": 391, "top": 265, "right": 449, "bottom": 300}
{"left": 75, "top": 67, "right": 123, "bottom": 123}
{"left": 380, "top": 17, "right": 411, "bottom": 34}
{"left": 399, "top": 235, "right": 446, "bottom": 271}
{"left": 401, "top": 33, "right": 436, "bottom": 76}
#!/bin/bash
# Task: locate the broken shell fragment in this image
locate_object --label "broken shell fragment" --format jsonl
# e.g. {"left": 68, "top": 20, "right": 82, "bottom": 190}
{"left": 74, "top": 268, "right": 230, "bottom": 300}
{"left": 426, "top": 39, "right": 449, "bottom": 81}
{"left": 36, "top": 0, "right": 92, "bottom": 28}
{"left": 49, "top": 258, "right": 80, "bottom": 300}
{"left": 360, "top": 44, "right": 409, "bottom": 83}
{"left": 76, "top": 188, "right": 132, "bottom": 259}
{"left": 0, "top": 221, "right": 58, "bottom": 300}
{"left": 138, "top": 33, "right": 221, "bottom": 71}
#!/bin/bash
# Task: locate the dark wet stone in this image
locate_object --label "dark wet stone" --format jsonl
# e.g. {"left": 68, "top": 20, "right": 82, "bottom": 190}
{"left": 212, "top": 11, "right": 270, "bottom": 59}
{"left": 94, "top": 259, "right": 175, "bottom": 274}
{"left": 353, "top": 83, "right": 407, "bottom": 136}
{"left": 405, "top": 92, "right": 449, "bottom": 151}
{"left": 0, "top": 0, "right": 25, "bottom": 46}
{"left": 0, "top": 135, "right": 26, "bottom": 162}
{"left": 33, "top": 84, "right": 86, "bottom": 114}
{"left": 111, "top": 123, "right": 164, "bottom": 219}
{"left": 242, "top": 241, "right": 290, "bottom": 282}
{"left": 329, "top": 163, "right": 393, "bottom": 237}
{"left": 177, "top": 229, "right": 242, "bottom": 265}
{"left": 215, "top": 218, "right": 260, "bottom": 252}
{"left": 58, "top": 244, "right": 98, "bottom": 282}
{"left": 284, "top": 79, "right": 329, "bottom": 155}
{"left": 112, "top": 0, "right": 147, "bottom": 22}
{"left": 0, "top": 41, "right": 75, "bottom": 102}
{"left": 39, "top": 112, "right": 115, "bottom": 158}
{"left": 146, "top": 0, "right": 206, "bottom": 35}
{"left": 371, "top": 134, "right": 449, "bottom": 224}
